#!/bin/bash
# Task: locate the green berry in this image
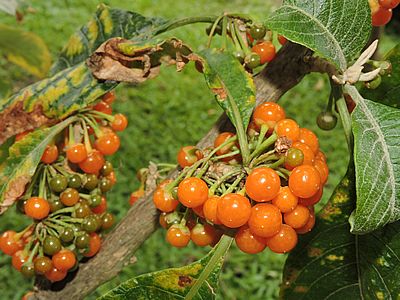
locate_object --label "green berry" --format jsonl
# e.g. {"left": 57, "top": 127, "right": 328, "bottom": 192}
{"left": 68, "top": 174, "right": 82, "bottom": 189}
{"left": 245, "top": 53, "right": 261, "bottom": 69}
{"left": 50, "top": 175, "right": 68, "bottom": 193}
{"left": 60, "top": 227, "right": 75, "bottom": 243}
{"left": 89, "top": 195, "right": 102, "bottom": 207}
{"left": 250, "top": 23, "right": 266, "bottom": 40}
{"left": 233, "top": 50, "right": 245, "bottom": 64}
{"left": 101, "top": 161, "right": 113, "bottom": 176}
{"left": 99, "top": 178, "right": 112, "bottom": 193}
{"left": 285, "top": 148, "right": 304, "bottom": 168}
{"left": 82, "top": 216, "right": 99, "bottom": 233}
{"left": 75, "top": 233, "right": 90, "bottom": 249}
{"left": 21, "top": 263, "right": 35, "bottom": 278}
{"left": 84, "top": 174, "right": 98, "bottom": 191}
{"left": 49, "top": 199, "right": 64, "bottom": 213}
{"left": 43, "top": 236, "right": 62, "bottom": 256}
{"left": 74, "top": 202, "right": 91, "bottom": 219}
{"left": 317, "top": 111, "right": 338, "bottom": 131}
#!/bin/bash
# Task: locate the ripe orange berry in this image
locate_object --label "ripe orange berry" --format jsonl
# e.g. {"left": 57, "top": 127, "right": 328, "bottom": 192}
{"left": 52, "top": 249, "right": 76, "bottom": 272}
{"left": 314, "top": 159, "right": 329, "bottom": 184}
{"left": 284, "top": 205, "right": 310, "bottom": 228}
{"left": 372, "top": 6, "right": 392, "bottom": 26}
{"left": 289, "top": 165, "right": 321, "bottom": 198}
{"left": 275, "top": 119, "right": 300, "bottom": 142}
{"left": 298, "top": 188, "right": 323, "bottom": 206}
{"left": 191, "top": 223, "right": 216, "bottom": 247}
{"left": 79, "top": 150, "right": 105, "bottom": 174}
{"left": 92, "top": 196, "right": 107, "bottom": 214}
{"left": 251, "top": 40, "right": 276, "bottom": 64}
{"left": 25, "top": 197, "right": 50, "bottom": 220}
{"left": 102, "top": 91, "right": 116, "bottom": 104}
{"left": 278, "top": 34, "right": 287, "bottom": 45}
{"left": 299, "top": 128, "right": 319, "bottom": 154}
{"left": 95, "top": 132, "right": 120, "bottom": 155}
{"left": 45, "top": 266, "right": 67, "bottom": 282}
{"left": 296, "top": 208, "right": 316, "bottom": 234}
{"left": 203, "top": 196, "right": 222, "bottom": 225}
{"left": 0, "top": 230, "right": 23, "bottom": 256}
{"left": 266, "top": 224, "right": 298, "bottom": 253}
{"left": 159, "top": 213, "right": 168, "bottom": 229}
{"left": 252, "top": 102, "right": 286, "bottom": 133}
{"left": 12, "top": 250, "right": 27, "bottom": 271}
{"left": 292, "top": 142, "right": 315, "bottom": 165}
{"left": 248, "top": 203, "right": 282, "bottom": 238}
{"left": 177, "top": 177, "right": 208, "bottom": 208}
{"left": 94, "top": 101, "right": 112, "bottom": 115}
{"left": 177, "top": 146, "right": 203, "bottom": 168}
{"left": 379, "top": 0, "right": 399, "bottom": 9}
{"left": 217, "top": 193, "right": 251, "bottom": 228}
{"left": 214, "top": 132, "right": 240, "bottom": 162}
{"left": 315, "top": 150, "right": 327, "bottom": 162}
{"left": 66, "top": 143, "right": 87, "bottom": 163}
{"left": 153, "top": 185, "right": 178, "bottom": 213}
{"left": 166, "top": 224, "right": 190, "bottom": 248}
{"left": 272, "top": 186, "right": 298, "bottom": 213}
{"left": 235, "top": 225, "right": 266, "bottom": 254}
{"left": 129, "top": 189, "right": 144, "bottom": 206}
{"left": 245, "top": 167, "right": 281, "bottom": 202}
{"left": 41, "top": 145, "right": 58, "bottom": 164}
{"left": 111, "top": 113, "right": 128, "bottom": 132}
{"left": 83, "top": 233, "right": 101, "bottom": 257}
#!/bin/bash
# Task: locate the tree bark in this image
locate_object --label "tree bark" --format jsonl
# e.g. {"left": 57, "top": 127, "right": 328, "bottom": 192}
{"left": 31, "top": 42, "right": 314, "bottom": 299}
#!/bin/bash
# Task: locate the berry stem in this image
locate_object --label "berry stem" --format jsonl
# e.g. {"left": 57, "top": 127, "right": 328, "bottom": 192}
{"left": 209, "top": 169, "right": 242, "bottom": 195}
{"left": 232, "top": 20, "right": 249, "bottom": 55}
{"left": 38, "top": 166, "right": 47, "bottom": 199}
{"left": 255, "top": 124, "right": 268, "bottom": 149}
{"left": 185, "top": 235, "right": 233, "bottom": 300}
{"left": 249, "top": 132, "right": 278, "bottom": 161}
{"left": 80, "top": 118, "right": 93, "bottom": 153}
{"left": 211, "top": 149, "right": 240, "bottom": 161}
{"left": 223, "top": 173, "right": 245, "bottom": 195}
{"left": 26, "top": 241, "right": 40, "bottom": 264}
{"left": 221, "top": 16, "right": 228, "bottom": 49}
{"left": 206, "top": 15, "right": 224, "bottom": 48}
{"left": 229, "top": 19, "right": 243, "bottom": 51}
{"left": 88, "top": 110, "right": 114, "bottom": 122}
{"left": 49, "top": 207, "right": 76, "bottom": 217}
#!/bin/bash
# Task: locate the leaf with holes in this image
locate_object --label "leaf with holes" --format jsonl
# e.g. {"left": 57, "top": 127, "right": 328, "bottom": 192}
{"left": 344, "top": 85, "right": 400, "bottom": 233}
{"left": 0, "top": 117, "right": 77, "bottom": 213}
{"left": 360, "top": 43, "right": 400, "bottom": 109}
{"left": 50, "top": 4, "right": 165, "bottom": 74}
{"left": 266, "top": 0, "right": 372, "bottom": 71}
{"left": 98, "top": 236, "right": 232, "bottom": 299}
{"left": 282, "top": 169, "right": 400, "bottom": 299}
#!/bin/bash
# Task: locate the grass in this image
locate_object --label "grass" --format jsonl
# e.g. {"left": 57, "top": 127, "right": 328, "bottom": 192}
{"left": 0, "top": 1, "right": 397, "bottom": 299}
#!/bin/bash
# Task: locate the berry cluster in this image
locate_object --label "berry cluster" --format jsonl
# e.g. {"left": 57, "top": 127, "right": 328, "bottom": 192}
{"left": 0, "top": 92, "right": 127, "bottom": 282}
{"left": 154, "top": 102, "right": 328, "bottom": 254}
{"left": 369, "top": 0, "right": 399, "bottom": 26}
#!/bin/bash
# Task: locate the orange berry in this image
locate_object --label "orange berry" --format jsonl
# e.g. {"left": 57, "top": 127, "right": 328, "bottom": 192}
{"left": 66, "top": 143, "right": 87, "bottom": 163}
{"left": 248, "top": 203, "right": 282, "bottom": 238}
{"left": 266, "top": 224, "right": 298, "bottom": 253}
{"left": 299, "top": 128, "right": 319, "bottom": 154}
{"left": 245, "top": 167, "right": 281, "bottom": 202}
{"left": 235, "top": 225, "right": 266, "bottom": 254}
{"left": 203, "top": 196, "right": 222, "bottom": 225}
{"left": 289, "top": 165, "right": 321, "bottom": 198}
{"left": 177, "top": 177, "right": 208, "bottom": 208}
{"left": 190, "top": 223, "right": 216, "bottom": 247}
{"left": 275, "top": 119, "right": 300, "bottom": 142}
{"left": 292, "top": 142, "right": 315, "bottom": 165}
{"left": 83, "top": 233, "right": 101, "bottom": 257}
{"left": 272, "top": 186, "right": 298, "bottom": 213}
{"left": 25, "top": 197, "right": 50, "bottom": 220}
{"left": 45, "top": 267, "right": 67, "bottom": 282}
{"left": 217, "top": 193, "right": 251, "bottom": 228}
{"left": 296, "top": 207, "right": 316, "bottom": 234}
{"left": 166, "top": 224, "right": 190, "bottom": 248}
{"left": 102, "top": 91, "right": 116, "bottom": 104}
{"left": 41, "top": 145, "right": 58, "bottom": 164}
{"left": 284, "top": 205, "right": 310, "bottom": 228}
{"left": 314, "top": 159, "right": 329, "bottom": 184}
{"left": 252, "top": 102, "right": 286, "bottom": 133}
{"left": 111, "top": 114, "right": 128, "bottom": 132}
{"left": 299, "top": 188, "right": 323, "bottom": 206}
{"left": 177, "top": 146, "right": 203, "bottom": 168}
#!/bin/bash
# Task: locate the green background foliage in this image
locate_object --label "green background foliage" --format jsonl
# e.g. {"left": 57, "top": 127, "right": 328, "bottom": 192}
{"left": 0, "top": 1, "right": 398, "bottom": 299}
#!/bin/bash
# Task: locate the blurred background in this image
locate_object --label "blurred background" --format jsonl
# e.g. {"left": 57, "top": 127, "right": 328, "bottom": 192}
{"left": 0, "top": 1, "right": 398, "bottom": 299}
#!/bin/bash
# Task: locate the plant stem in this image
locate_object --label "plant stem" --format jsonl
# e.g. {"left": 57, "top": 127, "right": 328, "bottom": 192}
{"left": 185, "top": 235, "right": 233, "bottom": 300}
{"left": 224, "top": 174, "right": 245, "bottom": 195}
{"left": 207, "top": 15, "right": 224, "bottom": 48}
{"left": 249, "top": 132, "right": 278, "bottom": 161}
{"left": 152, "top": 16, "right": 217, "bottom": 36}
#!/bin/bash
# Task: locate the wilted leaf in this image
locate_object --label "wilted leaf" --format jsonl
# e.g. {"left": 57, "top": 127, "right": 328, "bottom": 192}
{"left": 199, "top": 49, "right": 256, "bottom": 136}
{"left": 360, "top": 43, "right": 400, "bottom": 108}
{"left": 345, "top": 85, "right": 400, "bottom": 233}
{"left": 51, "top": 4, "right": 165, "bottom": 74}
{"left": 0, "top": 117, "right": 76, "bottom": 213}
{"left": 98, "top": 236, "right": 232, "bottom": 300}
{"left": 0, "top": 23, "right": 51, "bottom": 78}
{"left": 282, "top": 169, "right": 400, "bottom": 299}
{"left": 266, "top": 0, "right": 372, "bottom": 71}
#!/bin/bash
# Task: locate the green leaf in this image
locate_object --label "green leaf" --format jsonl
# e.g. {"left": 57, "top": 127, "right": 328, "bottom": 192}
{"left": 199, "top": 49, "right": 256, "bottom": 163}
{"left": 50, "top": 4, "right": 165, "bottom": 74}
{"left": 0, "top": 137, "right": 13, "bottom": 165}
{"left": 359, "top": 43, "right": 400, "bottom": 109}
{"left": 0, "top": 117, "right": 76, "bottom": 213}
{"left": 266, "top": 0, "right": 372, "bottom": 71}
{"left": 281, "top": 168, "right": 400, "bottom": 299}
{"left": 0, "top": 23, "right": 51, "bottom": 78}
{"left": 98, "top": 236, "right": 232, "bottom": 300}
{"left": 345, "top": 85, "right": 400, "bottom": 233}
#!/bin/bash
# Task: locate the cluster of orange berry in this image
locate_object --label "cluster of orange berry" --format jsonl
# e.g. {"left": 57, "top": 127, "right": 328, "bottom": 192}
{"left": 369, "top": 0, "right": 399, "bottom": 26}
{"left": 0, "top": 91, "right": 127, "bottom": 282}
{"left": 153, "top": 101, "right": 328, "bottom": 254}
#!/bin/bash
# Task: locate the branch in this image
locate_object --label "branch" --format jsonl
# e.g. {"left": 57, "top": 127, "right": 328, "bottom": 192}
{"left": 31, "top": 42, "right": 315, "bottom": 300}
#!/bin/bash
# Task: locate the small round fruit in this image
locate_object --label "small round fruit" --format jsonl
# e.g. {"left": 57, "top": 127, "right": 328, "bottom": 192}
{"left": 177, "top": 146, "right": 203, "bottom": 168}
{"left": 278, "top": 34, "right": 287, "bottom": 45}
{"left": 177, "top": 177, "right": 209, "bottom": 208}
{"left": 249, "top": 23, "right": 267, "bottom": 40}
{"left": 45, "top": 266, "right": 67, "bottom": 282}
{"left": 79, "top": 150, "right": 105, "bottom": 174}
{"left": 111, "top": 114, "right": 128, "bottom": 132}
{"left": 60, "top": 227, "right": 75, "bottom": 243}
{"left": 217, "top": 193, "right": 251, "bottom": 228}
{"left": 314, "top": 159, "right": 329, "bottom": 185}
{"left": 233, "top": 50, "right": 245, "bottom": 63}
{"left": 101, "top": 161, "right": 114, "bottom": 176}
{"left": 43, "top": 236, "right": 62, "bottom": 256}
{"left": 50, "top": 175, "right": 68, "bottom": 193}
{"left": 296, "top": 208, "right": 316, "bottom": 234}
{"left": 248, "top": 203, "right": 282, "bottom": 238}
{"left": 245, "top": 167, "right": 281, "bottom": 202}
{"left": 68, "top": 174, "right": 82, "bottom": 189}
{"left": 49, "top": 199, "right": 64, "bottom": 212}
{"left": 82, "top": 215, "right": 100, "bottom": 232}
{"left": 99, "top": 178, "right": 113, "bottom": 193}
{"left": 74, "top": 202, "right": 92, "bottom": 218}
{"left": 102, "top": 91, "right": 115, "bottom": 104}
{"left": 275, "top": 119, "right": 300, "bottom": 141}
{"left": 34, "top": 256, "right": 53, "bottom": 275}
{"left": 84, "top": 174, "right": 99, "bottom": 190}
{"left": 245, "top": 52, "right": 261, "bottom": 69}
{"left": 298, "top": 128, "right": 319, "bottom": 154}
{"left": 21, "top": 264, "right": 35, "bottom": 278}
{"left": 372, "top": 7, "right": 392, "bottom": 26}
{"left": 52, "top": 249, "right": 76, "bottom": 272}
{"left": 317, "top": 112, "right": 337, "bottom": 131}
{"left": 166, "top": 224, "right": 191, "bottom": 248}
{"left": 101, "top": 213, "right": 114, "bottom": 230}
{"left": 284, "top": 205, "right": 310, "bottom": 228}
{"left": 159, "top": 213, "right": 168, "bottom": 229}
{"left": 60, "top": 188, "right": 79, "bottom": 206}
{"left": 153, "top": 185, "right": 178, "bottom": 213}
{"left": 289, "top": 165, "right": 321, "bottom": 198}
{"left": 379, "top": 0, "right": 399, "bottom": 9}
{"left": 41, "top": 145, "right": 58, "bottom": 164}
{"left": 252, "top": 102, "right": 286, "bottom": 132}
{"left": 25, "top": 197, "right": 50, "bottom": 220}
{"left": 0, "top": 230, "right": 23, "bottom": 256}
{"left": 66, "top": 143, "right": 87, "bottom": 163}
{"left": 203, "top": 196, "right": 222, "bottom": 225}
{"left": 284, "top": 148, "right": 304, "bottom": 170}
{"left": 266, "top": 224, "right": 298, "bottom": 253}
{"left": 315, "top": 151, "right": 327, "bottom": 163}
{"left": 75, "top": 232, "right": 90, "bottom": 249}
{"left": 94, "top": 133, "right": 120, "bottom": 156}
{"left": 92, "top": 197, "right": 108, "bottom": 215}
{"left": 15, "top": 130, "right": 32, "bottom": 141}
{"left": 292, "top": 142, "right": 315, "bottom": 166}
{"left": 272, "top": 186, "right": 298, "bottom": 213}
{"left": 11, "top": 250, "right": 27, "bottom": 271}
{"left": 214, "top": 132, "right": 237, "bottom": 156}
{"left": 235, "top": 225, "right": 266, "bottom": 254}
{"left": 190, "top": 223, "right": 216, "bottom": 247}
{"left": 299, "top": 188, "right": 323, "bottom": 206}
{"left": 93, "top": 101, "right": 112, "bottom": 115}
{"left": 129, "top": 189, "right": 144, "bottom": 206}
{"left": 251, "top": 40, "right": 276, "bottom": 64}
